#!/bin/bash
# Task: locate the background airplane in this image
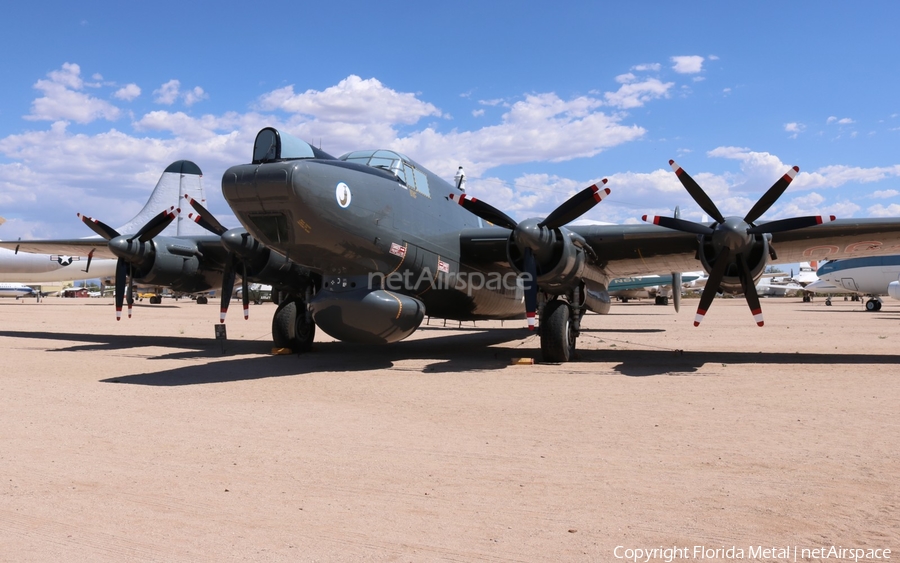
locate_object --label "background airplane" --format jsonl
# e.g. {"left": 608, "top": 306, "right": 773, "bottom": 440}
{"left": 0, "top": 159, "right": 313, "bottom": 322}
{"left": 609, "top": 273, "right": 700, "bottom": 305}
{"left": 0, "top": 282, "right": 37, "bottom": 298}
{"left": 807, "top": 256, "right": 900, "bottom": 310}
{"left": 754, "top": 276, "right": 804, "bottom": 297}
{"left": 0, "top": 160, "right": 209, "bottom": 287}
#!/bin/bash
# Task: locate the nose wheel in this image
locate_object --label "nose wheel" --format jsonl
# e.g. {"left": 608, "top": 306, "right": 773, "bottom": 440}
{"left": 540, "top": 300, "right": 577, "bottom": 362}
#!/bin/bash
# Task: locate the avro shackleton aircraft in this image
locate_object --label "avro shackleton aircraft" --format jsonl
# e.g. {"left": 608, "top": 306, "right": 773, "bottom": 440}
{"left": 216, "top": 127, "right": 900, "bottom": 361}
{"left": 8, "top": 127, "right": 900, "bottom": 362}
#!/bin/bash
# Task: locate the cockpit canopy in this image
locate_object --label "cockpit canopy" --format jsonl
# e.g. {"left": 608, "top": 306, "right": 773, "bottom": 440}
{"left": 339, "top": 149, "right": 431, "bottom": 197}
{"left": 252, "top": 127, "right": 334, "bottom": 164}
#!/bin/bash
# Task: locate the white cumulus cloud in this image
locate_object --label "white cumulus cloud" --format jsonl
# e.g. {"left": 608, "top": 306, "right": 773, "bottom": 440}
{"left": 671, "top": 55, "right": 704, "bottom": 74}
{"left": 114, "top": 83, "right": 141, "bottom": 101}
{"left": 25, "top": 63, "right": 121, "bottom": 123}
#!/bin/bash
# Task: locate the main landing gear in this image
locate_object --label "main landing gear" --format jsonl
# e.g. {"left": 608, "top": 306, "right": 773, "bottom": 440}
{"left": 539, "top": 299, "right": 582, "bottom": 363}
{"left": 865, "top": 298, "right": 883, "bottom": 312}
{"left": 272, "top": 297, "right": 316, "bottom": 352}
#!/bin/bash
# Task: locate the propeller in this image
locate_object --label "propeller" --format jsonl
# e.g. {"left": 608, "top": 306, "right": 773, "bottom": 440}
{"left": 451, "top": 180, "right": 610, "bottom": 329}
{"left": 672, "top": 206, "right": 682, "bottom": 313}
{"left": 78, "top": 207, "right": 179, "bottom": 320}
{"left": 643, "top": 160, "right": 835, "bottom": 327}
{"left": 184, "top": 195, "right": 249, "bottom": 322}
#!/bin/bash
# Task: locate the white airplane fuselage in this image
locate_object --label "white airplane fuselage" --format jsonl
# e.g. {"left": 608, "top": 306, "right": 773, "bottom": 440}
{"left": 815, "top": 256, "right": 900, "bottom": 297}
{"left": 0, "top": 247, "right": 116, "bottom": 283}
{"left": 0, "top": 282, "right": 37, "bottom": 298}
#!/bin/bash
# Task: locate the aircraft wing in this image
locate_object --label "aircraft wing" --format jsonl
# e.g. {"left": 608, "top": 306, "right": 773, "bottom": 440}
{"left": 569, "top": 218, "right": 900, "bottom": 278}
{"left": 0, "top": 236, "right": 224, "bottom": 260}
{"left": 0, "top": 238, "right": 118, "bottom": 259}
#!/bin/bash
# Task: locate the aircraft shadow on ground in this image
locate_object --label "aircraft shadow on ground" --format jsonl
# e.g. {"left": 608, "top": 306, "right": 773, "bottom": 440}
{"left": 575, "top": 348, "right": 900, "bottom": 377}
{"left": 0, "top": 328, "right": 531, "bottom": 385}
{"left": 2, "top": 328, "right": 898, "bottom": 385}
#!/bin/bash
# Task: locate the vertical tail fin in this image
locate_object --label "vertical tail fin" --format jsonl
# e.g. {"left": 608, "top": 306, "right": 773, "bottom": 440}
{"left": 114, "top": 160, "right": 208, "bottom": 237}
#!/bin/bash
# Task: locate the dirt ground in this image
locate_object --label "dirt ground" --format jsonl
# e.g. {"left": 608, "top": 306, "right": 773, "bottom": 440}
{"left": 1, "top": 295, "right": 897, "bottom": 562}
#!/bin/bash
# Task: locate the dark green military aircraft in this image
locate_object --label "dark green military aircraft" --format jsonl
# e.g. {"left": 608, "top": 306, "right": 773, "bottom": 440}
{"left": 8, "top": 126, "right": 900, "bottom": 362}
{"left": 213, "top": 127, "right": 900, "bottom": 361}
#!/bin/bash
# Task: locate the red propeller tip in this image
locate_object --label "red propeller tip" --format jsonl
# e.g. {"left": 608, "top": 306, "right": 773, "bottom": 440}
{"left": 752, "top": 308, "right": 764, "bottom": 326}
{"left": 693, "top": 309, "right": 707, "bottom": 327}
{"left": 792, "top": 166, "right": 799, "bottom": 172}
{"left": 668, "top": 159, "right": 675, "bottom": 165}
{"left": 601, "top": 178, "right": 608, "bottom": 184}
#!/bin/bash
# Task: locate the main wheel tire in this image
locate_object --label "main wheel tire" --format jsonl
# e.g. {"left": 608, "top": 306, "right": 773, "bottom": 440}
{"left": 272, "top": 299, "right": 316, "bottom": 352}
{"left": 540, "top": 300, "right": 575, "bottom": 363}
{"left": 196, "top": 295, "right": 208, "bottom": 305}
{"left": 865, "top": 299, "right": 878, "bottom": 311}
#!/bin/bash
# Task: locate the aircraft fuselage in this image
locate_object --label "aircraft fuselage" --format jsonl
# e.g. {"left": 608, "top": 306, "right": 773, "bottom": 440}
{"left": 223, "top": 157, "right": 525, "bottom": 321}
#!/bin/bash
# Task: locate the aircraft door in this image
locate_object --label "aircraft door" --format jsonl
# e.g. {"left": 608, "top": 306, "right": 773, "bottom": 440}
{"left": 841, "top": 277, "right": 858, "bottom": 291}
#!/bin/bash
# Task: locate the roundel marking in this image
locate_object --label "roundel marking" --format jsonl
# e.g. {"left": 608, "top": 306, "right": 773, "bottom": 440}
{"left": 336, "top": 182, "right": 351, "bottom": 208}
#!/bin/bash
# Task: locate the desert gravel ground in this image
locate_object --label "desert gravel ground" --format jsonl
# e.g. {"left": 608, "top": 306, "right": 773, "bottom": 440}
{"left": 0, "top": 295, "right": 897, "bottom": 562}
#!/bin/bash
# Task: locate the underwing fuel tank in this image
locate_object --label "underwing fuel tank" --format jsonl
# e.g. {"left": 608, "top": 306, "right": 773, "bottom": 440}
{"left": 308, "top": 286, "right": 425, "bottom": 344}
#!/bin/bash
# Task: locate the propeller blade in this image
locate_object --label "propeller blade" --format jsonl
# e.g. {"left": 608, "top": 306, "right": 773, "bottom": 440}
{"left": 540, "top": 179, "right": 610, "bottom": 229}
{"left": 114, "top": 258, "right": 127, "bottom": 320}
{"left": 693, "top": 248, "right": 731, "bottom": 327}
{"left": 449, "top": 194, "right": 517, "bottom": 230}
{"left": 672, "top": 271, "right": 682, "bottom": 313}
{"left": 523, "top": 248, "right": 538, "bottom": 330}
{"left": 219, "top": 256, "right": 236, "bottom": 323}
{"left": 642, "top": 215, "right": 715, "bottom": 236}
{"left": 78, "top": 213, "right": 120, "bottom": 240}
{"left": 131, "top": 207, "right": 178, "bottom": 243}
{"left": 241, "top": 263, "right": 250, "bottom": 320}
{"left": 737, "top": 254, "right": 764, "bottom": 327}
{"left": 743, "top": 166, "right": 799, "bottom": 224}
{"left": 185, "top": 195, "right": 227, "bottom": 235}
{"left": 746, "top": 214, "right": 836, "bottom": 235}
{"left": 669, "top": 160, "right": 725, "bottom": 224}
{"left": 126, "top": 263, "right": 134, "bottom": 318}
{"left": 83, "top": 250, "right": 94, "bottom": 273}
{"left": 188, "top": 212, "right": 225, "bottom": 236}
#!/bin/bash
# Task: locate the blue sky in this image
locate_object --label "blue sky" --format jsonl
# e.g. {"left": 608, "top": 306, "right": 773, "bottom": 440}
{"left": 2, "top": 0, "right": 900, "bottom": 261}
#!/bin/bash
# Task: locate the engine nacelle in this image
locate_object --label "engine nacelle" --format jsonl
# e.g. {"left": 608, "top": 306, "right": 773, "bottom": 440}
{"left": 308, "top": 285, "right": 425, "bottom": 344}
{"left": 697, "top": 236, "right": 768, "bottom": 294}
{"left": 133, "top": 238, "right": 205, "bottom": 291}
{"left": 218, "top": 227, "right": 312, "bottom": 292}
{"left": 888, "top": 281, "right": 900, "bottom": 301}
{"left": 507, "top": 227, "right": 586, "bottom": 295}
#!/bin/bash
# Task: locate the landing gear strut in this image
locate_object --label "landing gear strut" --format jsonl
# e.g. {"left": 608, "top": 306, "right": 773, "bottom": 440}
{"left": 272, "top": 298, "right": 316, "bottom": 352}
{"left": 540, "top": 300, "right": 578, "bottom": 362}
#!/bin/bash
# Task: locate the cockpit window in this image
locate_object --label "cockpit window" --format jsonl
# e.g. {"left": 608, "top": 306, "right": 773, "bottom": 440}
{"left": 338, "top": 149, "right": 431, "bottom": 197}
{"left": 252, "top": 127, "right": 317, "bottom": 164}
